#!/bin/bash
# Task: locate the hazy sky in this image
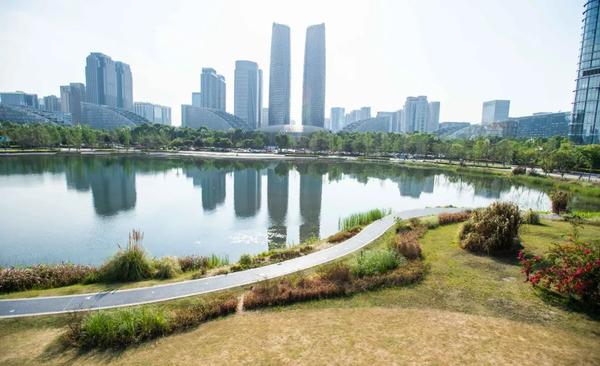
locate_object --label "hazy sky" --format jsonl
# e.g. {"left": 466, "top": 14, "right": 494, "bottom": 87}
{"left": 0, "top": 0, "right": 583, "bottom": 126}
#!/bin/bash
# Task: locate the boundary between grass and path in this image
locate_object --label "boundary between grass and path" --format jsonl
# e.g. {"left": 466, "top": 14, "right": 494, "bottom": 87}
{"left": 0, "top": 207, "right": 466, "bottom": 319}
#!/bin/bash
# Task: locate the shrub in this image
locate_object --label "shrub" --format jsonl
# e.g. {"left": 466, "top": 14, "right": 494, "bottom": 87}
{"left": 73, "top": 307, "right": 170, "bottom": 349}
{"left": 512, "top": 166, "right": 526, "bottom": 175}
{"left": 0, "top": 264, "right": 97, "bottom": 293}
{"left": 353, "top": 248, "right": 401, "bottom": 277}
{"left": 153, "top": 257, "right": 182, "bottom": 279}
{"left": 99, "top": 230, "right": 154, "bottom": 282}
{"left": 339, "top": 208, "right": 390, "bottom": 231}
{"left": 178, "top": 255, "right": 208, "bottom": 272}
{"left": 550, "top": 190, "right": 571, "bottom": 214}
{"left": 459, "top": 202, "right": 521, "bottom": 254}
{"left": 392, "top": 230, "right": 422, "bottom": 260}
{"left": 518, "top": 241, "right": 600, "bottom": 309}
{"left": 171, "top": 297, "right": 238, "bottom": 329}
{"left": 438, "top": 211, "right": 471, "bottom": 225}
{"left": 522, "top": 209, "right": 541, "bottom": 225}
{"left": 327, "top": 227, "right": 361, "bottom": 243}
{"left": 267, "top": 245, "right": 313, "bottom": 262}
{"left": 318, "top": 263, "right": 352, "bottom": 284}
{"left": 238, "top": 254, "right": 253, "bottom": 269}
{"left": 206, "top": 254, "right": 229, "bottom": 269}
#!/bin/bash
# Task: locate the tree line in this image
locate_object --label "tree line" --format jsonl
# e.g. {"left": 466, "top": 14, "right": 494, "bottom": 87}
{"left": 1, "top": 122, "right": 599, "bottom": 173}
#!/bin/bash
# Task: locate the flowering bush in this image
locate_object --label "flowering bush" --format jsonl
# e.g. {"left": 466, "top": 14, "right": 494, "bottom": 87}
{"left": 518, "top": 241, "right": 600, "bottom": 309}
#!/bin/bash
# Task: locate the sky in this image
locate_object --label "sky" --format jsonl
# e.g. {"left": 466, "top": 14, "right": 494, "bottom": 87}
{"left": 0, "top": 0, "right": 584, "bottom": 126}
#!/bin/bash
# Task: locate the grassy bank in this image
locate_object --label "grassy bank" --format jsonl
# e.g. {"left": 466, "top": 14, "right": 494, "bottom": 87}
{"left": 1, "top": 215, "right": 599, "bottom": 364}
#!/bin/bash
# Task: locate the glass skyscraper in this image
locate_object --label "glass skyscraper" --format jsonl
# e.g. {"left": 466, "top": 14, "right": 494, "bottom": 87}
{"left": 200, "top": 68, "right": 226, "bottom": 111}
{"left": 85, "top": 53, "right": 132, "bottom": 111}
{"left": 268, "top": 23, "right": 291, "bottom": 125}
{"left": 571, "top": 0, "right": 600, "bottom": 144}
{"left": 302, "top": 23, "right": 326, "bottom": 128}
{"left": 234, "top": 60, "right": 261, "bottom": 129}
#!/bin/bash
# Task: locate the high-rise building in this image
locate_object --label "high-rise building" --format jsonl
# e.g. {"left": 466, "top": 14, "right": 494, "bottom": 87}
{"left": 302, "top": 23, "right": 326, "bottom": 127}
{"left": 261, "top": 108, "right": 269, "bottom": 128}
{"left": 330, "top": 107, "right": 345, "bottom": 131}
{"left": 134, "top": 102, "right": 171, "bottom": 125}
{"left": 60, "top": 83, "right": 86, "bottom": 123}
{"left": 0, "top": 91, "right": 39, "bottom": 108}
{"left": 115, "top": 62, "right": 133, "bottom": 111}
{"left": 428, "top": 101, "right": 440, "bottom": 132}
{"left": 43, "top": 95, "right": 61, "bottom": 112}
{"left": 376, "top": 111, "right": 398, "bottom": 133}
{"left": 85, "top": 52, "right": 117, "bottom": 107}
{"left": 268, "top": 23, "right": 291, "bottom": 125}
{"left": 571, "top": 0, "right": 600, "bottom": 144}
{"left": 402, "top": 96, "right": 429, "bottom": 133}
{"left": 359, "top": 107, "right": 371, "bottom": 120}
{"left": 481, "top": 100, "right": 510, "bottom": 125}
{"left": 200, "top": 68, "right": 226, "bottom": 111}
{"left": 192, "top": 92, "right": 202, "bottom": 107}
{"left": 234, "top": 60, "right": 260, "bottom": 129}
{"left": 258, "top": 69, "right": 263, "bottom": 126}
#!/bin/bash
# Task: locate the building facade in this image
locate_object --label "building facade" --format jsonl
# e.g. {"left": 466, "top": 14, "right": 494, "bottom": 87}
{"left": 268, "top": 23, "right": 291, "bottom": 125}
{"left": 481, "top": 100, "right": 510, "bottom": 125}
{"left": 192, "top": 92, "right": 202, "bottom": 107}
{"left": 402, "top": 96, "right": 430, "bottom": 133}
{"left": 115, "top": 62, "right": 133, "bottom": 111}
{"left": 80, "top": 102, "right": 148, "bottom": 130}
{"left": 43, "top": 95, "right": 61, "bottom": 112}
{"left": 181, "top": 105, "right": 250, "bottom": 131}
{"left": 133, "top": 102, "right": 171, "bottom": 125}
{"left": 200, "top": 68, "right": 226, "bottom": 111}
{"left": 571, "top": 0, "right": 600, "bottom": 144}
{"left": 85, "top": 52, "right": 118, "bottom": 107}
{"left": 234, "top": 60, "right": 260, "bottom": 129}
{"left": 0, "top": 91, "right": 39, "bottom": 109}
{"left": 330, "top": 107, "right": 345, "bottom": 131}
{"left": 428, "top": 101, "right": 440, "bottom": 132}
{"left": 302, "top": 23, "right": 326, "bottom": 127}
{"left": 60, "top": 83, "right": 86, "bottom": 123}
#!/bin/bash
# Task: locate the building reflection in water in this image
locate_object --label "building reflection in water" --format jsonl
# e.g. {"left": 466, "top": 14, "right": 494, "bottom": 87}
{"left": 234, "top": 168, "right": 261, "bottom": 218}
{"left": 65, "top": 158, "right": 136, "bottom": 216}
{"left": 299, "top": 168, "right": 323, "bottom": 243}
{"left": 267, "top": 164, "right": 289, "bottom": 250}
{"left": 395, "top": 170, "right": 434, "bottom": 198}
{"left": 184, "top": 167, "right": 227, "bottom": 211}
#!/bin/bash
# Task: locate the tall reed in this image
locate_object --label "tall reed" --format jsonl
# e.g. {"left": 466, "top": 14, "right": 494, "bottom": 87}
{"left": 338, "top": 208, "right": 391, "bottom": 231}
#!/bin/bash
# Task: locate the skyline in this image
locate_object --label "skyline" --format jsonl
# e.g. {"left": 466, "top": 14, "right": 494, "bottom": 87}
{"left": 0, "top": 0, "right": 583, "bottom": 126}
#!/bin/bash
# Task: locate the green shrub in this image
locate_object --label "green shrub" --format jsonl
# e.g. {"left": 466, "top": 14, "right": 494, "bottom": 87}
{"left": 75, "top": 307, "right": 170, "bottom": 349}
{"left": 338, "top": 208, "right": 390, "bottom": 231}
{"left": 353, "top": 248, "right": 402, "bottom": 277}
{"left": 206, "top": 254, "right": 229, "bottom": 269}
{"left": 100, "top": 230, "right": 154, "bottom": 282}
{"left": 512, "top": 166, "right": 526, "bottom": 175}
{"left": 153, "top": 257, "right": 182, "bottom": 279}
{"left": 522, "top": 209, "right": 541, "bottom": 225}
{"left": 459, "top": 202, "right": 521, "bottom": 254}
{"left": 238, "top": 254, "right": 253, "bottom": 268}
{"left": 550, "top": 190, "right": 571, "bottom": 214}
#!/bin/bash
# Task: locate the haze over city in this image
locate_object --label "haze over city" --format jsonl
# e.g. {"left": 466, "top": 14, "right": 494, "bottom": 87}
{"left": 0, "top": 0, "right": 582, "bottom": 125}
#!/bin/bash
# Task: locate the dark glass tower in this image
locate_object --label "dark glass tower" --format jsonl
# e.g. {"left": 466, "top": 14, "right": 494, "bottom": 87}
{"left": 571, "top": 0, "right": 600, "bottom": 144}
{"left": 268, "top": 23, "right": 291, "bottom": 125}
{"left": 302, "top": 23, "right": 326, "bottom": 127}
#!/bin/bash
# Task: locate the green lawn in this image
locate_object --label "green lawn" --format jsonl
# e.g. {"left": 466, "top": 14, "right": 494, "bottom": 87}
{"left": 1, "top": 219, "right": 599, "bottom": 365}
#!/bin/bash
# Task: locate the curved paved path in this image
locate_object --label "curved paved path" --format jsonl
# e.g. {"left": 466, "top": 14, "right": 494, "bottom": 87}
{"left": 0, "top": 207, "right": 465, "bottom": 318}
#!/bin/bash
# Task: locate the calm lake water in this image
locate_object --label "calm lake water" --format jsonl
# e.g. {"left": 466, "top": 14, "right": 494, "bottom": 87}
{"left": 0, "top": 155, "right": 592, "bottom": 267}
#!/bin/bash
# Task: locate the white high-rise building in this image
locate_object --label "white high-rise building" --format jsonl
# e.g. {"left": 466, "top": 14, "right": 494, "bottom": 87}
{"left": 428, "top": 101, "right": 440, "bottom": 132}
{"left": 134, "top": 102, "right": 171, "bottom": 125}
{"left": 402, "top": 96, "right": 429, "bottom": 133}
{"left": 482, "top": 100, "right": 510, "bottom": 124}
{"left": 302, "top": 23, "right": 326, "bottom": 127}
{"left": 330, "top": 107, "right": 345, "bottom": 131}
{"left": 200, "top": 68, "right": 226, "bottom": 111}
{"left": 268, "top": 23, "right": 291, "bottom": 125}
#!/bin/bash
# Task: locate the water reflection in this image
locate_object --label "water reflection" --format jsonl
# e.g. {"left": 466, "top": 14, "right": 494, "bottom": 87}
{"left": 1, "top": 155, "right": 598, "bottom": 266}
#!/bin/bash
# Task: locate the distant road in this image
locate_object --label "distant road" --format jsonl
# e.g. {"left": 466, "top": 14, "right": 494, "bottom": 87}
{"left": 0, "top": 207, "right": 466, "bottom": 319}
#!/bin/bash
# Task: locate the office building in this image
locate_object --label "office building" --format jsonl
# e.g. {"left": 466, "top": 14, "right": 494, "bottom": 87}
{"left": 331, "top": 107, "right": 345, "bottom": 131}
{"left": 43, "top": 95, "right": 61, "bottom": 112}
{"left": 495, "top": 112, "right": 570, "bottom": 138}
{"left": 134, "top": 102, "right": 171, "bottom": 125}
{"left": 261, "top": 108, "right": 269, "bottom": 128}
{"left": 80, "top": 102, "right": 148, "bottom": 130}
{"left": 302, "top": 23, "right": 326, "bottom": 127}
{"left": 258, "top": 69, "right": 263, "bottom": 126}
{"left": 0, "top": 91, "right": 39, "bottom": 109}
{"left": 192, "top": 92, "right": 202, "bottom": 107}
{"left": 60, "top": 83, "right": 86, "bottom": 123}
{"left": 376, "top": 111, "right": 399, "bottom": 133}
{"left": 359, "top": 107, "right": 371, "bottom": 120}
{"left": 482, "top": 100, "right": 510, "bottom": 124}
{"left": 0, "top": 104, "right": 71, "bottom": 124}
{"left": 115, "top": 62, "right": 133, "bottom": 110}
{"left": 85, "top": 52, "right": 117, "bottom": 107}
{"left": 200, "top": 68, "right": 226, "bottom": 111}
{"left": 571, "top": 0, "right": 600, "bottom": 144}
{"left": 428, "top": 101, "right": 440, "bottom": 131}
{"left": 268, "top": 23, "right": 291, "bottom": 125}
{"left": 234, "top": 60, "right": 260, "bottom": 129}
{"left": 402, "top": 96, "right": 430, "bottom": 133}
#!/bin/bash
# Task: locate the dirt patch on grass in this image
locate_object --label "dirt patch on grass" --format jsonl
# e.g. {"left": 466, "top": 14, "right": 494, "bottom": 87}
{"left": 7, "top": 307, "right": 597, "bottom": 365}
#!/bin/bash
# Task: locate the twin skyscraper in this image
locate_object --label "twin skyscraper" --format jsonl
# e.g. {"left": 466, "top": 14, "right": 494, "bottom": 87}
{"left": 268, "top": 23, "right": 326, "bottom": 128}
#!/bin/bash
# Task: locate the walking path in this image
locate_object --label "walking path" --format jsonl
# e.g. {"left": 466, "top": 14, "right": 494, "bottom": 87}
{"left": 0, "top": 207, "right": 465, "bottom": 318}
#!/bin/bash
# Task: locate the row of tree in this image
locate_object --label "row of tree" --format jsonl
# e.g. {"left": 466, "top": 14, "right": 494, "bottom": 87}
{"left": 1, "top": 122, "right": 599, "bottom": 173}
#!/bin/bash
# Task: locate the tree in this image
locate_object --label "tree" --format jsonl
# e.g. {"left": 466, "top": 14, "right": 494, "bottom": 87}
{"left": 275, "top": 133, "right": 291, "bottom": 149}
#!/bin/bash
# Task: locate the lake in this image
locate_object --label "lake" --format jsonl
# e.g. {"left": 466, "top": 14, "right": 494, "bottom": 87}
{"left": 0, "top": 154, "right": 587, "bottom": 266}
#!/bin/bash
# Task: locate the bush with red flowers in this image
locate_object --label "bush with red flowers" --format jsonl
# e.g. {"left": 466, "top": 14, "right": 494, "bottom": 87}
{"left": 518, "top": 241, "right": 600, "bottom": 309}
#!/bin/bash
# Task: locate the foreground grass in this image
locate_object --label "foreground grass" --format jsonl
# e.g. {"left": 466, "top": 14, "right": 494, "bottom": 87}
{"left": 1, "top": 219, "right": 599, "bottom": 365}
